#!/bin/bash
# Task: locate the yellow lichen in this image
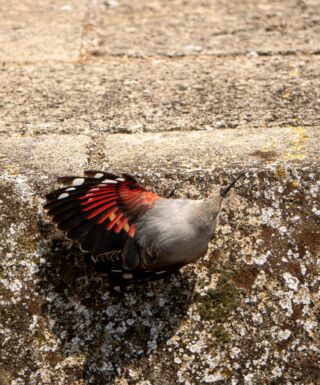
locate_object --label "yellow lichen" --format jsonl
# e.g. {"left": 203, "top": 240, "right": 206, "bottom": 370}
{"left": 275, "top": 165, "right": 287, "bottom": 180}
{"left": 283, "top": 126, "right": 309, "bottom": 161}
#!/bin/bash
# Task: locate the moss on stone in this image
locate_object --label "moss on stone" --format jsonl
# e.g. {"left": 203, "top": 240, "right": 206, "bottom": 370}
{"left": 193, "top": 270, "right": 239, "bottom": 322}
{"left": 212, "top": 325, "right": 231, "bottom": 343}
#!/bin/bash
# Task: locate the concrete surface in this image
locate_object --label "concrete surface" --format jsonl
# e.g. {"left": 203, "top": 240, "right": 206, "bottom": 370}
{"left": 0, "top": 0, "right": 87, "bottom": 62}
{"left": 84, "top": 0, "right": 320, "bottom": 57}
{"left": 1, "top": 57, "right": 320, "bottom": 134}
{"left": 0, "top": 1, "right": 319, "bottom": 385}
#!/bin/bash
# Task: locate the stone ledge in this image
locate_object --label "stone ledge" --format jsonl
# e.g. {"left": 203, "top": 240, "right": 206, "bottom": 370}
{"left": 1, "top": 57, "right": 320, "bottom": 134}
{"left": 0, "top": 128, "right": 319, "bottom": 384}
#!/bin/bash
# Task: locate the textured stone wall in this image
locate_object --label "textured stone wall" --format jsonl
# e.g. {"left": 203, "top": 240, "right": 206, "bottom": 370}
{"left": 0, "top": 1, "right": 319, "bottom": 384}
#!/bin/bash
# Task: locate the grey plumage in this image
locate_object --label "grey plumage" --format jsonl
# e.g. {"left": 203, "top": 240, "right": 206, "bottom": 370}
{"left": 135, "top": 195, "right": 222, "bottom": 268}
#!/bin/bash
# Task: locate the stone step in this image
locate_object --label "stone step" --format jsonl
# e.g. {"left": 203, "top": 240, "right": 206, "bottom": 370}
{"left": 84, "top": 0, "right": 320, "bottom": 57}
{"left": 0, "top": 127, "right": 319, "bottom": 384}
{"left": 1, "top": 57, "right": 320, "bottom": 134}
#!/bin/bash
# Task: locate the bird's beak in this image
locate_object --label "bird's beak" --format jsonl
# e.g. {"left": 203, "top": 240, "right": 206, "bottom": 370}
{"left": 220, "top": 172, "right": 245, "bottom": 198}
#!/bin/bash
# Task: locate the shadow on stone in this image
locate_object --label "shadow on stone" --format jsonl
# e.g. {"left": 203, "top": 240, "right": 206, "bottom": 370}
{"left": 36, "top": 222, "right": 195, "bottom": 384}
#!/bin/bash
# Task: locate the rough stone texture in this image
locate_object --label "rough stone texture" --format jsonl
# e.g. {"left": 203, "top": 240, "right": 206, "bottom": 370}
{"left": 0, "top": 134, "right": 90, "bottom": 176}
{"left": 83, "top": 0, "right": 320, "bottom": 57}
{"left": 0, "top": 0, "right": 87, "bottom": 62}
{"left": 1, "top": 0, "right": 320, "bottom": 384}
{"left": 86, "top": 128, "right": 320, "bottom": 170}
{"left": 1, "top": 130, "right": 319, "bottom": 385}
{"left": 1, "top": 57, "right": 320, "bottom": 134}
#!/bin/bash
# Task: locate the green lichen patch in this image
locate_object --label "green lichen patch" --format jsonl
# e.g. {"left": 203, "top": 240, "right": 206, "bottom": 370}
{"left": 193, "top": 271, "right": 240, "bottom": 322}
{"left": 212, "top": 325, "right": 231, "bottom": 344}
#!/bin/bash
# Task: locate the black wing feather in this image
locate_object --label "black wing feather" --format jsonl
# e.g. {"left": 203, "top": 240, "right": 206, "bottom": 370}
{"left": 44, "top": 171, "right": 174, "bottom": 279}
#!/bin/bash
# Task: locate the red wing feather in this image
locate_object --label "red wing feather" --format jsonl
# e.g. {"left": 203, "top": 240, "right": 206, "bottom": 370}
{"left": 44, "top": 171, "right": 159, "bottom": 260}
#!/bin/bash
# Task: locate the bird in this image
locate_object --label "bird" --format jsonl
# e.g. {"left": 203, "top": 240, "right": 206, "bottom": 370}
{"left": 44, "top": 171, "right": 243, "bottom": 280}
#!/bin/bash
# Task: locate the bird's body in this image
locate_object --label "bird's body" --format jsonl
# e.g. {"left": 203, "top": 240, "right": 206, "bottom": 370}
{"left": 44, "top": 170, "right": 240, "bottom": 280}
{"left": 135, "top": 197, "right": 220, "bottom": 267}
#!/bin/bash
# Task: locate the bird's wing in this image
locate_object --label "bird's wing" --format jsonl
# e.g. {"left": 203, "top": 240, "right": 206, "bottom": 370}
{"left": 44, "top": 171, "right": 160, "bottom": 261}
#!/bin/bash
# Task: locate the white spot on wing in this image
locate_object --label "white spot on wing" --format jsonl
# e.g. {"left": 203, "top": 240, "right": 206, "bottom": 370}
{"left": 94, "top": 173, "right": 104, "bottom": 179}
{"left": 116, "top": 178, "right": 125, "bottom": 182}
{"left": 111, "top": 269, "right": 123, "bottom": 273}
{"left": 73, "top": 178, "right": 85, "bottom": 186}
{"left": 66, "top": 187, "right": 76, "bottom": 191}
{"left": 122, "top": 273, "right": 134, "bottom": 279}
{"left": 102, "top": 179, "right": 117, "bottom": 184}
{"left": 58, "top": 193, "right": 69, "bottom": 199}
{"left": 155, "top": 270, "right": 166, "bottom": 275}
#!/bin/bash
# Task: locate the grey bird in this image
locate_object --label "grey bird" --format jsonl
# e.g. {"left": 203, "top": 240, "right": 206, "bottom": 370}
{"left": 44, "top": 171, "right": 243, "bottom": 280}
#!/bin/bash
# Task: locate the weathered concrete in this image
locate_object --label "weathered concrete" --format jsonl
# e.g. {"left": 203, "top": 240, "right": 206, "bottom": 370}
{"left": 83, "top": 0, "right": 320, "bottom": 57}
{"left": 87, "top": 127, "right": 320, "bottom": 170}
{"left": 0, "top": 0, "right": 87, "bottom": 62}
{"left": 1, "top": 0, "right": 320, "bottom": 384}
{"left": 0, "top": 134, "right": 90, "bottom": 176}
{"left": 1, "top": 57, "right": 320, "bottom": 134}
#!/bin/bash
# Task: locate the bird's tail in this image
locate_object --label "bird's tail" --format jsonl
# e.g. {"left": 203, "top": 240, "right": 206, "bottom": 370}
{"left": 220, "top": 172, "right": 245, "bottom": 198}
